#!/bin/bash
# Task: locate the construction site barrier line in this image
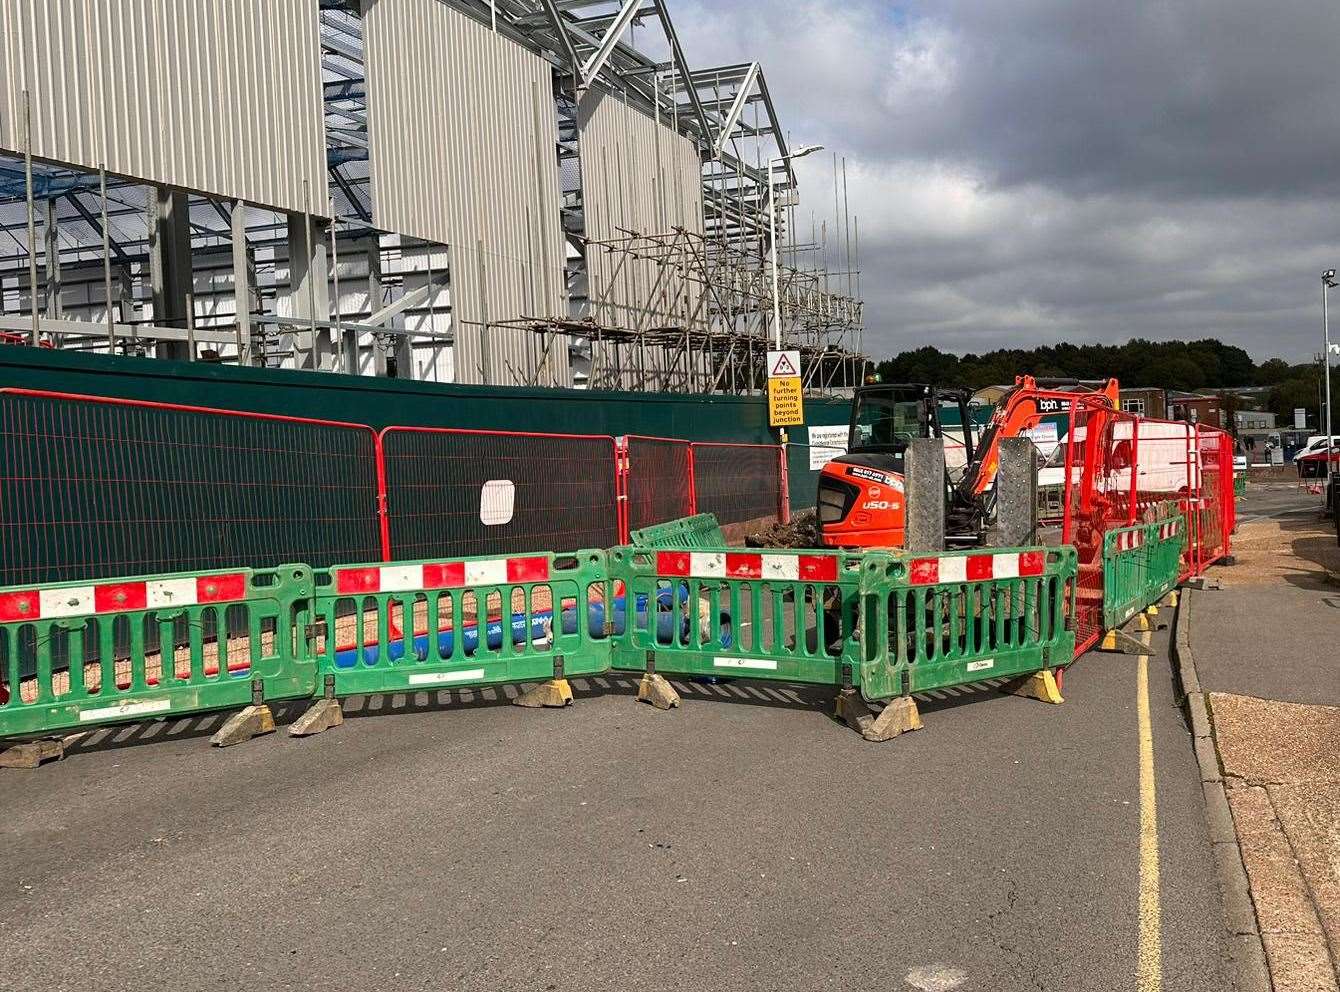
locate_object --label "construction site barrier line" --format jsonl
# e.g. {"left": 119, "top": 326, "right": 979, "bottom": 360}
{"left": 333, "top": 556, "right": 552, "bottom": 593}
{"left": 907, "top": 551, "right": 1047, "bottom": 585}
{"left": 653, "top": 550, "right": 839, "bottom": 582}
{"left": 0, "top": 572, "right": 249, "bottom": 621}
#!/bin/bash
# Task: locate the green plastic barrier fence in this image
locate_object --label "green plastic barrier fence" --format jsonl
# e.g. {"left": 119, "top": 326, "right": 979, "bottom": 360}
{"left": 1102, "top": 516, "right": 1184, "bottom": 631}
{"left": 0, "top": 564, "right": 315, "bottom": 740}
{"left": 858, "top": 546, "right": 1077, "bottom": 702}
{"left": 608, "top": 545, "right": 882, "bottom": 687}
{"left": 629, "top": 514, "right": 727, "bottom": 549}
{"left": 308, "top": 550, "right": 612, "bottom": 695}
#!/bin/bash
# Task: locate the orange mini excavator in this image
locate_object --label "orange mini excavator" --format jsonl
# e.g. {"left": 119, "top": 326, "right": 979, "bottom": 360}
{"left": 816, "top": 376, "right": 1119, "bottom": 550}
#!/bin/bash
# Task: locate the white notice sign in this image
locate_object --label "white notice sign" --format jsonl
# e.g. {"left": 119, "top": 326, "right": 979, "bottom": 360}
{"left": 1022, "top": 422, "right": 1060, "bottom": 457}
{"left": 808, "top": 424, "right": 849, "bottom": 470}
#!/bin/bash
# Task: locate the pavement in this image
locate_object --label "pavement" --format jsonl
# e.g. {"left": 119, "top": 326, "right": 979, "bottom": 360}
{"left": 1190, "top": 480, "right": 1340, "bottom": 990}
{"left": 0, "top": 626, "right": 1232, "bottom": 991}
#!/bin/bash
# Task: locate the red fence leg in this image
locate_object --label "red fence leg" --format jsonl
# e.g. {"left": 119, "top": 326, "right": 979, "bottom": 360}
{"left": 374, "top": 429, "right": 392, "bottom": 561}
{"left": 1128, "top": 417, "right": 1140, "bottom": 525}
{"left": 687, "top": 443, "right": 698, "bottom": 516}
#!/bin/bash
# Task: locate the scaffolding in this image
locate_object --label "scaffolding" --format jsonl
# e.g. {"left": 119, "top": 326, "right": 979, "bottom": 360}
{"left": 0, "top": 0, "right": 866, "bottom": 395}
{"left": 500, "top": 227, "right": 862, "bottom": 392}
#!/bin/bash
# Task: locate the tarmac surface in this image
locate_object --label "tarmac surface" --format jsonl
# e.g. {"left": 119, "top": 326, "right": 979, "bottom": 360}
{"left": 0, "top": 629, "right": 1229, "bottom": 991}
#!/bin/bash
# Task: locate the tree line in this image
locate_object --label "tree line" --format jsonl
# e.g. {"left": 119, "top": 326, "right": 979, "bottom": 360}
{"left": 873, "top": 340, "right": 1334, "bottom": 430}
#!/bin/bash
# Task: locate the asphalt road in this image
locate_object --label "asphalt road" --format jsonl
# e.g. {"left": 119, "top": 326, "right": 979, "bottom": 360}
{"left": 1234, "top": 475, "right": 1322, "bottom": 525}
{"left": 0, "top": 623, "right": 1228, "bottom": 992}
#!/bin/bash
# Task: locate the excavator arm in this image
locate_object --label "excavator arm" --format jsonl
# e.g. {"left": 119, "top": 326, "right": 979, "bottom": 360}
{"left": 955, "top": 375, "right": 1120, "bottom": 503}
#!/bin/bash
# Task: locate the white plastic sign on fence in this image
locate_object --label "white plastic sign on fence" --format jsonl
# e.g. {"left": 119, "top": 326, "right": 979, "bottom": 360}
{"left": 766, "top": 350, "right": 800, "bottom": 379}
{"left": 807, "top": 425, "right": 848, "bottom": 470}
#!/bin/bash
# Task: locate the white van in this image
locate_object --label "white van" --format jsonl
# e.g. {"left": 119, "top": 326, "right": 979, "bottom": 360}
{"left": 1038, "top": 420, "right": 1201, "bottom": 495}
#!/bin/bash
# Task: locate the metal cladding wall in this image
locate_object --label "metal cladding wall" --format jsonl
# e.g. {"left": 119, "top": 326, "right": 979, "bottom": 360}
{"left": 0, "top": 0, "right": 327, "bottom": 216}
{"left": 362, "top": 0, "right": 568, "bottom": 387}
{"left": 578, "top": 87, "right": 705, "bottom": 331}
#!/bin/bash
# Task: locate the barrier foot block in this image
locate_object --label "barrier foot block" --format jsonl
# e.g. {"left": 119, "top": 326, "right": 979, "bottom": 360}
{"left": 514, "top": 679, "right": 574, "bottom": 709}
{"left": 1002, "top": 669, "right": 1064, "bottom": 705}
{"left": 289, "top": 698, "right": 344, "bottom": 738}
{"left": 1145, "top": 604, "right": 1160, "bottom": 616}
{"left": 1098, "top": 629, "right": 1152, "bottom": 657}
{"left": 834, "top": 688, "right": 873, "bottom": 732}
{"left": 1134, "top": 614, "right": 1151, "bottom": 631}
{"left": 210, "top": 704, "right": 275, "bottom": 748}
{"left": 0, "top": 738, "right": 64, "bottom": 769}
{"left": 636, "top": 673, "right": 681, "bottom": 710}
{"left": 1167, "top": 591, "right": 1179, "bottom": 607}
{"left": 854, "top": 695, "right": 923, "bottom": 743}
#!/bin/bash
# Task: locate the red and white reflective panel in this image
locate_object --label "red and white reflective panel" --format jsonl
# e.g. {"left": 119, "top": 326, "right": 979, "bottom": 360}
{"left": 334, "top": 556, "right": 551, "bottom": 595}
{"left": 0, "top": 573, "right": 248, "bottom": 623}
{"left": 1157, "top": 520, "right": 1180, "bottom": 540}
{"left": 1115, "top": 530, "right": 1145, "bottom": 552}
{"left": 655, "top": 551, "right": 838, "bottom": 583}
{"left": 907, "top": 551, "right": 1047, "bottom": 586}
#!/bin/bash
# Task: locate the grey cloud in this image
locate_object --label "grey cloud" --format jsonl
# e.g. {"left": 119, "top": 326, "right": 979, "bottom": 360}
{"left": 675, "top": 0, "right": 1340, "bottom": 362}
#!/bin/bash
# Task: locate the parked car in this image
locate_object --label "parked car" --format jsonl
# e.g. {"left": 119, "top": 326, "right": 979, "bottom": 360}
{"left": 1293, "top": 435, "right": 1337, "bottom": 463}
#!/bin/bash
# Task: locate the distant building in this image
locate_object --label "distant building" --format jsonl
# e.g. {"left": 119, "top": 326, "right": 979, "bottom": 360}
{"left": 971, "top": 385, "right": 1012, "bottom": 407}
{"left": 1167, "top": 390, "right": 1225, "bottom": 427}
{"left": 1235, "top": 410, "right": 1276, "bottom": 431}
{"left": 1118, "top": 387, "right": 1167, "bottom": 419}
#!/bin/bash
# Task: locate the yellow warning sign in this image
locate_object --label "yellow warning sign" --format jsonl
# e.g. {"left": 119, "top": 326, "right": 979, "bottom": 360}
{"left": 768, "top": 376, "right": 804, "bottom": 427}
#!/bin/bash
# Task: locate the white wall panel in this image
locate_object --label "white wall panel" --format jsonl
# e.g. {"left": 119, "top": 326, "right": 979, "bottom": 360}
{"left": 0, "top": 0, "right": 327, "bottom": 216}
{"left": 362, "top": 0, "right": 567, "bottom": 387}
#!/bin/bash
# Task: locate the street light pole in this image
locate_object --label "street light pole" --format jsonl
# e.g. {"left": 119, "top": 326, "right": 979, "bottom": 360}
{"left": 765, "top": 144, "right": 823, "bottom": 463}
{"left": 1324, "top": 270, "right": 1337, "bottom": 483}
{"left": 768, "top": 166, "right": 781, "bottom": 351}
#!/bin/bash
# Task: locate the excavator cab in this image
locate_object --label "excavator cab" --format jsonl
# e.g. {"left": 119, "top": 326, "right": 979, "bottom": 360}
{"left": 817, "top": 384, "right": 975, "bottom": 548}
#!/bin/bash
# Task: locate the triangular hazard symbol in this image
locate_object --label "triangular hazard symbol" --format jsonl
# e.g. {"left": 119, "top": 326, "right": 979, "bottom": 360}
{"left": 771, "top": 353, "right": 798, "bottom": 377}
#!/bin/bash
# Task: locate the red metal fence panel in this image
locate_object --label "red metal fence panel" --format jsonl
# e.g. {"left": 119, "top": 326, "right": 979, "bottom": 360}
{"left": 1195, "top": 425, "right": 1231, "bottom": 570}
{"left": 1062, "top": 403, "right": 1235, "bottom": 656}
{"left": 1060, "top": 401, "right": 1110, "bottom": 655}
{"left": 0, "top": 388, "right": 382, "bottom": 587}
{"left": 622, "top": 435, "right": 694, "bottom": 536}
{"left": 688, "top": 441, "right": 785, "bottom": 527}
{"left": 379, "top": 427, "right": 621, "bottom": 560}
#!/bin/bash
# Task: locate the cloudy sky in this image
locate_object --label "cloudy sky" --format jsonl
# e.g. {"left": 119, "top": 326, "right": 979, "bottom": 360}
{"left": 676, "top": 0, "right": 1340, "bottom": 363}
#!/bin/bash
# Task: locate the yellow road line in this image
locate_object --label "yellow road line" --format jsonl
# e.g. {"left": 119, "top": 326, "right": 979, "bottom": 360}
{"left": 1137, "top": 631, "right": 1162, "bottom": 991}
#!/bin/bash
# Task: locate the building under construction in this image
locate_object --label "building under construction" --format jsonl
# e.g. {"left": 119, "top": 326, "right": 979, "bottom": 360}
{"left": 0, "top": 0, "right": 865, "bottom": 393}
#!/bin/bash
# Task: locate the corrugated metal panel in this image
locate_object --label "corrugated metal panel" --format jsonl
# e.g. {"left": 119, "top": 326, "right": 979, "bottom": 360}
{"left": 578, "top": 86, "right": 706, "bottom": 388}
{"left": 362, "top": 0, "right": 568, "bottom": 387}
{"left": 0, "top": 0, "right": 327, "bottom": 216}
